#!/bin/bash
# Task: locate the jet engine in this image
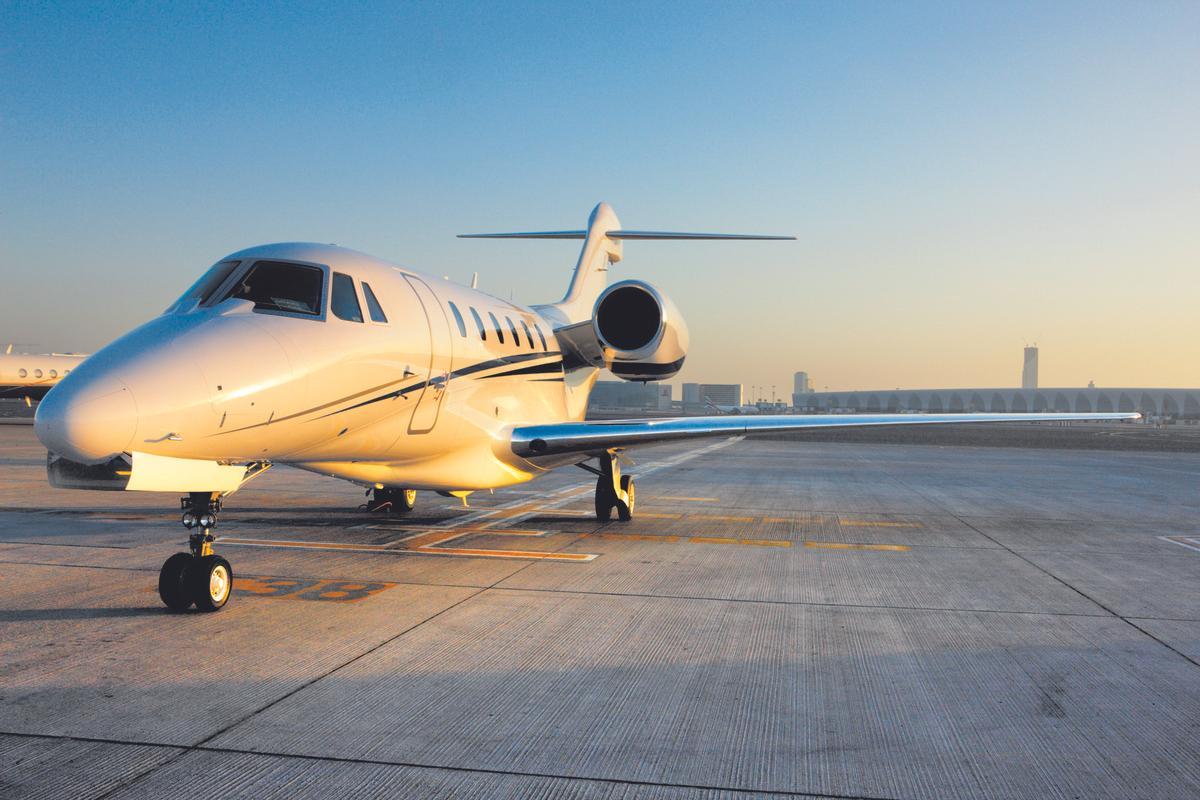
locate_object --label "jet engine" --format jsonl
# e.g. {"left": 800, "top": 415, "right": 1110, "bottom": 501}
{"left": 590, "top": 280, "right": 689, "bottom": 381}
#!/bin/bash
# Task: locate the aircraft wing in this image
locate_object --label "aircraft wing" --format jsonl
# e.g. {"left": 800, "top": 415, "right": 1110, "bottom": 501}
{"left": 510, "top": 412, "right": 1139, "bottom": 459}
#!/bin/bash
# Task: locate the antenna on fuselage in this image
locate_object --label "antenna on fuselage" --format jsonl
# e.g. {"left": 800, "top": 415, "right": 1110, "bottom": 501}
{"left": 471, "top": 272, "right": 478, "bottom": 289}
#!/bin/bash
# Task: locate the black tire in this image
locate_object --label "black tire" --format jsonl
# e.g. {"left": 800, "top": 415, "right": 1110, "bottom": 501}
{"left": 158, "top": 553, "right": 194, "bottom": 612}
{"left": 396, "top": 488, "right": 417, "bottom": 512}
{"left": 595, "top": 475, "right": 614, "bottom": 521}
{"left": 189, "top": 555, "right": 233, "bottom": 612}
{"left": 617, "top": 475, "right": 636, "bottom": 522}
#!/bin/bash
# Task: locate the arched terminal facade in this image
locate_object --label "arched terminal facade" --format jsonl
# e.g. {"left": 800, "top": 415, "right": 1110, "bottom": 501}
{"left": 796, "top": 388, "right": 1200, "bottom": 418}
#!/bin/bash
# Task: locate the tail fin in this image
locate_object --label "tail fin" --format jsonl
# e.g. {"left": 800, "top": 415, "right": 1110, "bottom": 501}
{"left": 457, "top": 202, "right": 794, "bottom": 323}
{"left": 559, "top": 202, "right": 623, "bottom": 321}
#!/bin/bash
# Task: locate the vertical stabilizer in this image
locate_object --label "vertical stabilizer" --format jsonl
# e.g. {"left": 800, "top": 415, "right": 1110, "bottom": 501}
{"left": 557, "top": 202, "right": 622, "bottom": 322}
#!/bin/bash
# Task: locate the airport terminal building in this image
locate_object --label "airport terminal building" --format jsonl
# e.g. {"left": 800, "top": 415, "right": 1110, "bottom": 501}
{"left": 796, "top": 387, "right": 1200, "bottom": 418}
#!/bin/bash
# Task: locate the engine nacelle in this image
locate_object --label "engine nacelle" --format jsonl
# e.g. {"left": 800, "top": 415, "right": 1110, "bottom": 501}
{"left": 591, "top": 280, "right": 689, "bottom": 381}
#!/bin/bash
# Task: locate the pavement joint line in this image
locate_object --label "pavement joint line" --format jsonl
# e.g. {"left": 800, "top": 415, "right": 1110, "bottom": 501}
{"left": 844, "top": 449, "right": 1200, "bottom": 673}
{"left": 0, "top": 731, "right": 901, "bottom": 800}
{"left": 951, "top": 511, "right": 1200, "bottom": 672}
{"left": 84, "top": 437, "right": 742, "bottom": 798}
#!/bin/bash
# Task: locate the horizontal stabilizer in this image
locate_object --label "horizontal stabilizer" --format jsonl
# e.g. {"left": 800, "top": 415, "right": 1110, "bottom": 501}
{"left": 458, "top": 230, "right": 795, "bottom": 240}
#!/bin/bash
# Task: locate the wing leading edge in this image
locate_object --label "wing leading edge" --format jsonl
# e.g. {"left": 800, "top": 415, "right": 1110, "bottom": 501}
{"left": 510, "top": 412, "right": 1139, "bottom": 459}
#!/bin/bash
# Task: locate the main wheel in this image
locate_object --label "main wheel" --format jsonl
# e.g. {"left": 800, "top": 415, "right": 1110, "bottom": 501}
{"left": 595, "top": 475, "right": 615, "bottom": 521}
{"left": 616, "top": 475, "right": 636, "bottom": 522}
{"left": 158, "top": 553, "right": 194, "bottom": 612}
{"left": 396, "top": 488, "right": 417, "bottom": 512}
{"left": 189, "top": 555, "right": 233, "bottom": 612}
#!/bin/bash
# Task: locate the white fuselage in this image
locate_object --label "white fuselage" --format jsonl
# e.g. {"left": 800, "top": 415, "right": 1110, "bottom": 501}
{"left": 34, "top": 243, "right": 597, "bottom": 492}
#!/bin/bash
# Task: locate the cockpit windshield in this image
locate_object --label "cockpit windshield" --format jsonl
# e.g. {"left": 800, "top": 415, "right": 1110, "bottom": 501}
{"left": 219, "top": 260, "right": 325, "bottom": 316}
{"left": 168, "top": 260, "right": 241, "bottom": 312}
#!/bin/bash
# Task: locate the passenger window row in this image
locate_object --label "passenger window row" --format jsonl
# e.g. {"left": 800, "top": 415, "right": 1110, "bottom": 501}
{"left": 447, "top": 301, "right": 549, "bottom": 352}
{"left": 17, "top": 368, "right": 70, "bottom": 379}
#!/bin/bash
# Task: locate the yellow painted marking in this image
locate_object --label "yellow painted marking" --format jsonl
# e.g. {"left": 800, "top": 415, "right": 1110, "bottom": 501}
{"left": 590, "top": 533, "right": 681, "bottom": 543}
{"left": 739, "top": 538, "right": 792, "bottom": 547}
{"left": 220, "top": 537, "right": 390, "bottom": 551}
{"left": 690, "top": 536, "right": 739, "bottom": 544}
{"left": 693, "top": 514, "right": 755, "bottom": 523}
{"left": 804, "top": 541, "right": 911, "bottom": 552}
{"left": 219, "top": 525, "right": 597, "bottom": 561}
{"left": 838, "top": 520, "right": 922, "bottom": 529}
{"left": 653, "top": 496, "right": 718, "bottom": 502}
{"left": 634, "top": 512, "right": 683, "bottom": 520}
{"left": 762, "top": 517, "right": 793, "bottom": 523}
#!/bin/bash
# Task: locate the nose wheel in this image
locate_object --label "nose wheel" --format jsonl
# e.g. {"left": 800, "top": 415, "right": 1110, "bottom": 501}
{"left": 592, "top": 451, "right": 635, "bottom": 522}
{"left": 158, "top": 492, "right": 233, "bottom": 612}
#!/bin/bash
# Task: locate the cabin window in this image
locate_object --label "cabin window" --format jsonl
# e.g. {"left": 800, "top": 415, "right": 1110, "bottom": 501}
{"left": 361, "top": 282, "right": 388, "bottom": 322}
{"left": 224, "top": 260, "right": 324, "bottom": 316}
{"left": 469, "top": 307, "right": 486, "bottom": 340}
{"left": 520, "top": 320, "right": 536, "bottom": 349}
{"left": 488, "top": 312, "right": 504, "bottom": 343}
{"left": 18, "top": 368, "right": 27, "bottom": 378}
{"left": 533, "top": 323, "right": 549, "bottom": 351}
{"left": 448, "top": 301, "right": 468, "bottom": 337}
{"left": 505, "top": 316, "right": 521, "bottom": 346}
{"left": 331, "top": 273, "right": 364, "bottom": 322}
{"left": 175, "top": 260, "right": 242, "bottom": 310}
{"left": 34, "top": 369, "right": 43, "bottom": 378}
{"left": 49, "top": 369, "right": 58, "bottom": 378}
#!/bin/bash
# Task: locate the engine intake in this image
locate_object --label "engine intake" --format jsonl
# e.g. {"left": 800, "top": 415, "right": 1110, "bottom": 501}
{"left": 592, "top": 280, "right": 688, "bottom": 381}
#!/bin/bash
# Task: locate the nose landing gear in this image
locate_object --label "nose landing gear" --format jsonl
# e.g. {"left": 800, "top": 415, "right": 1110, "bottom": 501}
{"left": 591, "top": 451, "right": 635, "bottom": 522}
{"left": 158, "top": 492, "right": 233, "bottom": 612}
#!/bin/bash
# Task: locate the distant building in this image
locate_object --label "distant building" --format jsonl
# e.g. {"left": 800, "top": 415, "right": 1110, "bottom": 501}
{"left": 1022, "top": 346, "right": 1039, "bottom": 390}
{"left": 682, "top": 383, "right": 701, "bottom": 409}
{"left": 792, "top": 371, "right": 813, "bottom": 409}
{"left": 699, "top": 383, "right": 742, "bottom": 407}
{"left": 589, "top": 381, "right": 670, "bottom": 411}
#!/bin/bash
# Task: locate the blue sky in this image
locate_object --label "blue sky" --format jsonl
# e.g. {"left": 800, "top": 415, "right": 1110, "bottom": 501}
{"left": 3, "top": 1, "right": 1198, "bottom": 390}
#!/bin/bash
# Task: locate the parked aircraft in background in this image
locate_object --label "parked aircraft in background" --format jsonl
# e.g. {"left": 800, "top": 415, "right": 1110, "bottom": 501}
{"left": 0, "top": 346, "right": 87, "bottom": 404}
{"left": 32, "top": 203, "right": 1137, "bottom": 613}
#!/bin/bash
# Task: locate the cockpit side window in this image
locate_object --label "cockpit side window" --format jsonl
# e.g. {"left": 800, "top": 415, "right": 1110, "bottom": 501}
{"left": 223, "top": 260, "right": 325, "bottom": 316}
{"left": 172, "top": 260, "right": 241, "bottom": 311}
{"left": 362, "top": 282, "right": 388, "bottom": 323}
{"left": 448, "top": 301, "right": 468, "bottom": 337}
{"left": 505, "top": 316, "right": 521, "bottom": 346}
{"left": 488, "top": 312, "right": 504, "bottom": 344}
{"left": 533, "top": 322, "right": 549, "bottom": 351}
{"left": 331, "top": 272, "right": 364, "bottom": 322}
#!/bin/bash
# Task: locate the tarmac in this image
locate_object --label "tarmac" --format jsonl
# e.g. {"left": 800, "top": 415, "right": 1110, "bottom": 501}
{"left": 2, "top": 422, "right": 1200, "bottom": 799}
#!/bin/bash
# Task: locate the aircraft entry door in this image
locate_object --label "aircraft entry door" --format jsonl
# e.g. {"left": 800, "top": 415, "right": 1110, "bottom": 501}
{"left": 404, "top": 275, "right": 452, "bottom": 434}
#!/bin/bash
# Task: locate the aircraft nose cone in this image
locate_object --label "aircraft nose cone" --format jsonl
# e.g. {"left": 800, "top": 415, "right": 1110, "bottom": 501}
{"left": 35, "top": 377, "right": 137, "bottom": 464}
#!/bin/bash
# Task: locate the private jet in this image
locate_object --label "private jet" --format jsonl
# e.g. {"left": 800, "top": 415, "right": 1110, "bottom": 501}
{"left": 34, "top": 203, "right": 1137, "bottom": 612}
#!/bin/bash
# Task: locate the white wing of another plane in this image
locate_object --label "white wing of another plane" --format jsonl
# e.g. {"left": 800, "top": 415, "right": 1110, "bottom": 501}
{"left": 510, "top": 412, "right": 1139, "bottom": 460}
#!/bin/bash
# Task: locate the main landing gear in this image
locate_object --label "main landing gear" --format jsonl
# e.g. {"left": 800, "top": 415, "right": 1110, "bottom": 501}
{"left": 158, "top": 492, "right": 233, "bottom": 612}
{"left": 365, "top": 487, "right": 417, "bottom": 513}
{"left": 590, "top": 451, "right": 636, "bottom": 522}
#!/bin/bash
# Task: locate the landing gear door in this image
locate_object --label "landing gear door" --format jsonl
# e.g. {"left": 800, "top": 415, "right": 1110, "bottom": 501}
{"left": 403, "top": 275, "right": 452, "bottom": 434}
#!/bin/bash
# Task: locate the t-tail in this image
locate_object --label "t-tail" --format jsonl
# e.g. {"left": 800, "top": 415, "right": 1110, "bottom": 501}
{"left": 458, "top": 202, "right": 795, "bottom": 324}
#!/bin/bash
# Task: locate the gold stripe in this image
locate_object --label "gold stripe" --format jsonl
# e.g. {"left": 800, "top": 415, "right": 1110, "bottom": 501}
{"left": 804, "top": 541, "right": 911, "bottom": 552}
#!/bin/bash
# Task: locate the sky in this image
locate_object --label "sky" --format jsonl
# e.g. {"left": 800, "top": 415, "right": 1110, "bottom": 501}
{"left": 2, "top": 1, "right": 1198, "bottom": 392}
